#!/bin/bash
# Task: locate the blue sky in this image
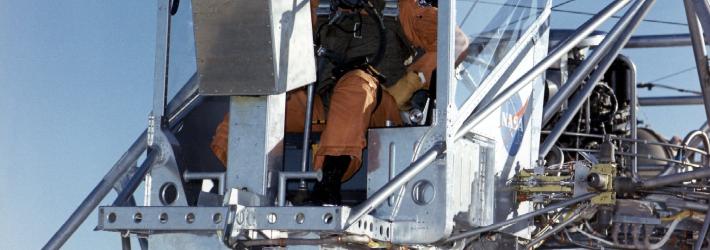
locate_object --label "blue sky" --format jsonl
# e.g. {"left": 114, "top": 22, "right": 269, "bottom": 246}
{"left": 0, "top": 0, "right": 706, "bottom": 249}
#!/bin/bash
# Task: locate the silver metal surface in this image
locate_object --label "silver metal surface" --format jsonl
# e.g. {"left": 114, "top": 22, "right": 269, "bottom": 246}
{"left": 97, "top": 206, "right": 229, "bottom": 231}
{"left": 277, "top": 171, "right": 321, "bottom": 206}
{"left": 540, "top": 0, "right": 656, "bottom": 158}
{"left": 542, "top": 0, "right": 646, "bottom": 125}
{"left": 455, "top": 0, "right": 631, "bottom": 139}
{"left": 234, "top": 206, "right": 348, "bottom": 231}
{"left": 146, "top": 130, "right": 188, "bottom": 207}
{"left": 152, "top": 0, "right": 170, "bottom": 122}
{"left": 193, "top": 0, "right": 316, "bottom": 95}
{"left": 347, "top": 143, "right": 444, "bottom": 228}
{"left": 638, "top": 95, "right": 705, "bottom": 106}
{"left": 227, "top": 95, "right": 286, "bottom": 205}
{"left": 683, "top": 0, "right": 710, "bottom": 123}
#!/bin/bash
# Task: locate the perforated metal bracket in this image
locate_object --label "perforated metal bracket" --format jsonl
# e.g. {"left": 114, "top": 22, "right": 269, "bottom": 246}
{"left": 233, "top": 206, "right": 349, "bottom": 232}
{"left": 97, "top": 206, "right": 229, "bottom": 232}
{"left": 345, "top": 214, "right": 393, "bottom": 242}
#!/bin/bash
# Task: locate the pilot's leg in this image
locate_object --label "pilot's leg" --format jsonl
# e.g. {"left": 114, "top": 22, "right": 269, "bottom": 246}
{"left": 311, "top": 69, "right": 385, "bottom": 205}
{"left": 210, "top": 89, "right": 326, "bottom": 168}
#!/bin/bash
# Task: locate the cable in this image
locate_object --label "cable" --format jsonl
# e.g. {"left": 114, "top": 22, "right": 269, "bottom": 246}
{"left": 637, "top": 82, "right": 702, "bottom": 95}
{"left": 647, "top": 66, "right": 697, "bottom": 82}
{"left": 552, "top": 0, "right": 578, "bottom": 9}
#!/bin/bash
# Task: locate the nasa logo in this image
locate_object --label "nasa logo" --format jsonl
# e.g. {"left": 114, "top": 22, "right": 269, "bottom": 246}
{"left": 500, "top": 93, "right": 530, "bottom": 156}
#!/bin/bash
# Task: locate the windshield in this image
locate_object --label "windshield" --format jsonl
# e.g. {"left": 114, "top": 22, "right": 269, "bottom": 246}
{"left": 454, "top": 0, "right": 549, "bottom": 108}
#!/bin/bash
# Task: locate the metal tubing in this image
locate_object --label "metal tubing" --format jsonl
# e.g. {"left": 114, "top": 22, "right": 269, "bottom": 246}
{"left": 153, "top": 0, "right": 171, "bottom": 121}
{"left": 112, "top": 151, "right": 159, "bottom": 206}
{"left": 543, "top": 0, "right": 646, "bottom": 125}
{"left": 639, "top": 95, "right": 704, "bottom": 106}
{"left": 683, "top": 0, "right": 710, "bottom": 124}
{"left": 299, "top": 83, "right": 316, "bottom": 189}
{"left": 44, "top": 74, "right": 201, "bottom": 250}
{"left": 625, "top": 34, "right": 708, "bottom": 48}
{"left": 454, "top": 0, "right": 631, "bottom": 139}
{"left": 345, "top": 143, "right": 444, "bottom": 227}
{"left": 642, "top": 167, "right": 710, "bottom": 189}
{"left": 526, "top": 211, "right": 584, "bottom": 248}
{"left": 183, "top": 171, "right": 227, "bottom": 195}
{"left": 540, "top": 0, "right": 655, "bottom": 158}
{"left": 278, "top": 171, "right": 322, "bottom": 206}
{"left": 619, "top": 55, "right": 639, "bottom": 178}
{"left": 692, "top": 0, "right": 710, "bottom": 38}
{"left": 444, "top": 193, "right": 598, "bottom": 243}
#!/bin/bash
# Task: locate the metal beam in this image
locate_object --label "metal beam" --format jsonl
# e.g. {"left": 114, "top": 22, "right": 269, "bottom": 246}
{"left": 455, "top": 0, "right": 631, "bottom": 139}
{"left": 625, "top": 34, "right": 709, "bottom": 48}
{"left": 540, "top": 0, "right": 656, "bottom": 159}
{"left": 638, "top": 95, "right": 704, "bottom": 106}
{"left": 683, "top": 0, "right": 710, "bottom": 124}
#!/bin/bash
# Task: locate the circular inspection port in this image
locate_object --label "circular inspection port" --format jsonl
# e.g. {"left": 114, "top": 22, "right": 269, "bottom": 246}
{"left": 213, "top": 213, "right": 222, "bottom": 224}
{"left": 412, "top": 180, "right": 436, "bottom": 205}
{"left": 185, "top": 213, "right": 195, "bottom": 224}
{"left": 323, "top": 213, "right": 333, "bottom": 224}
{"left": 267, "top": 213, "right": 278, "bottom": 224}
{"left": 133, "top": 213, "right": 143, "bottom": 224}
{"left": 295, "top": 213, "right": 305, "bottom": 224}
{"left": 159, "top": 213, "right": 168, "bottom": 224}
{"left": 107, "top": 213, "right": 117, "bottom": 223}
{"left": 159, "top": 182, "right": 178, "bottom": 205}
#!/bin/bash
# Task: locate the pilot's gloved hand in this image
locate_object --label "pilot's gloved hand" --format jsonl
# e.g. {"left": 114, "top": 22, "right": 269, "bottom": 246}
{"left": 385, "top": 70, "right": 426, "bottom": 110}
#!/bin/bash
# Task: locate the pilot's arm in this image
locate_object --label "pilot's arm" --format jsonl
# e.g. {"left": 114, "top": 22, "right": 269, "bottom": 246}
{"left": 386, "top": 0, "right": 469, "bottom": 110}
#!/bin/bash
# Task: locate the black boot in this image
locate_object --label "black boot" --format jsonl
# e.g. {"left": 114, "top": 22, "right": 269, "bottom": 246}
{"left": 311, "top": 155, "right": 350, "bottom": 205}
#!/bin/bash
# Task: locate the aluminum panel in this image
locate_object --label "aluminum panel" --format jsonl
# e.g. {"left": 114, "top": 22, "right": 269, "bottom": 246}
{"left": 193, "top": 0, "right": 316, "bottom": 95}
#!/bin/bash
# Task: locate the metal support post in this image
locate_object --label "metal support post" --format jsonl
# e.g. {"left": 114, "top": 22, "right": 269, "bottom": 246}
{"left": 299, "top": 83, "right": 316, "bottom": 190}
{"left": 683, "top": 0, "right": 710, "bottom": 124}
{"left": 153, "top": 0, "right": 171, "bottom": 120}
{"left": 455, "top": 0, "right": 631, "bottom": 139}
{"left": 227, "top": 95, "right": 286, "bottom": 204}
{"left": 543, "top": 0, "right": 647, "bottom": 125}
{"left": 346, "top": 143, "right": 444, "bottom": 227}
{"left": 540, "top": 0, "right": 656, "bottom": 158}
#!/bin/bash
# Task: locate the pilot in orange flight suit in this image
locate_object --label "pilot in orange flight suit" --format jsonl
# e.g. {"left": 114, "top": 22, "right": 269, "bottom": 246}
{"left": 211, "top": 0, "right": 468, "bottom": 205}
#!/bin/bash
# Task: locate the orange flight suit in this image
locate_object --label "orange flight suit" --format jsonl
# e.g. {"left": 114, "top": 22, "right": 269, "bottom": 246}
{"left": 211, "top": 69, "right": 402, "bottom": 182}
{"left": 387, "top": 0, "right": 469, "bottom": 109}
